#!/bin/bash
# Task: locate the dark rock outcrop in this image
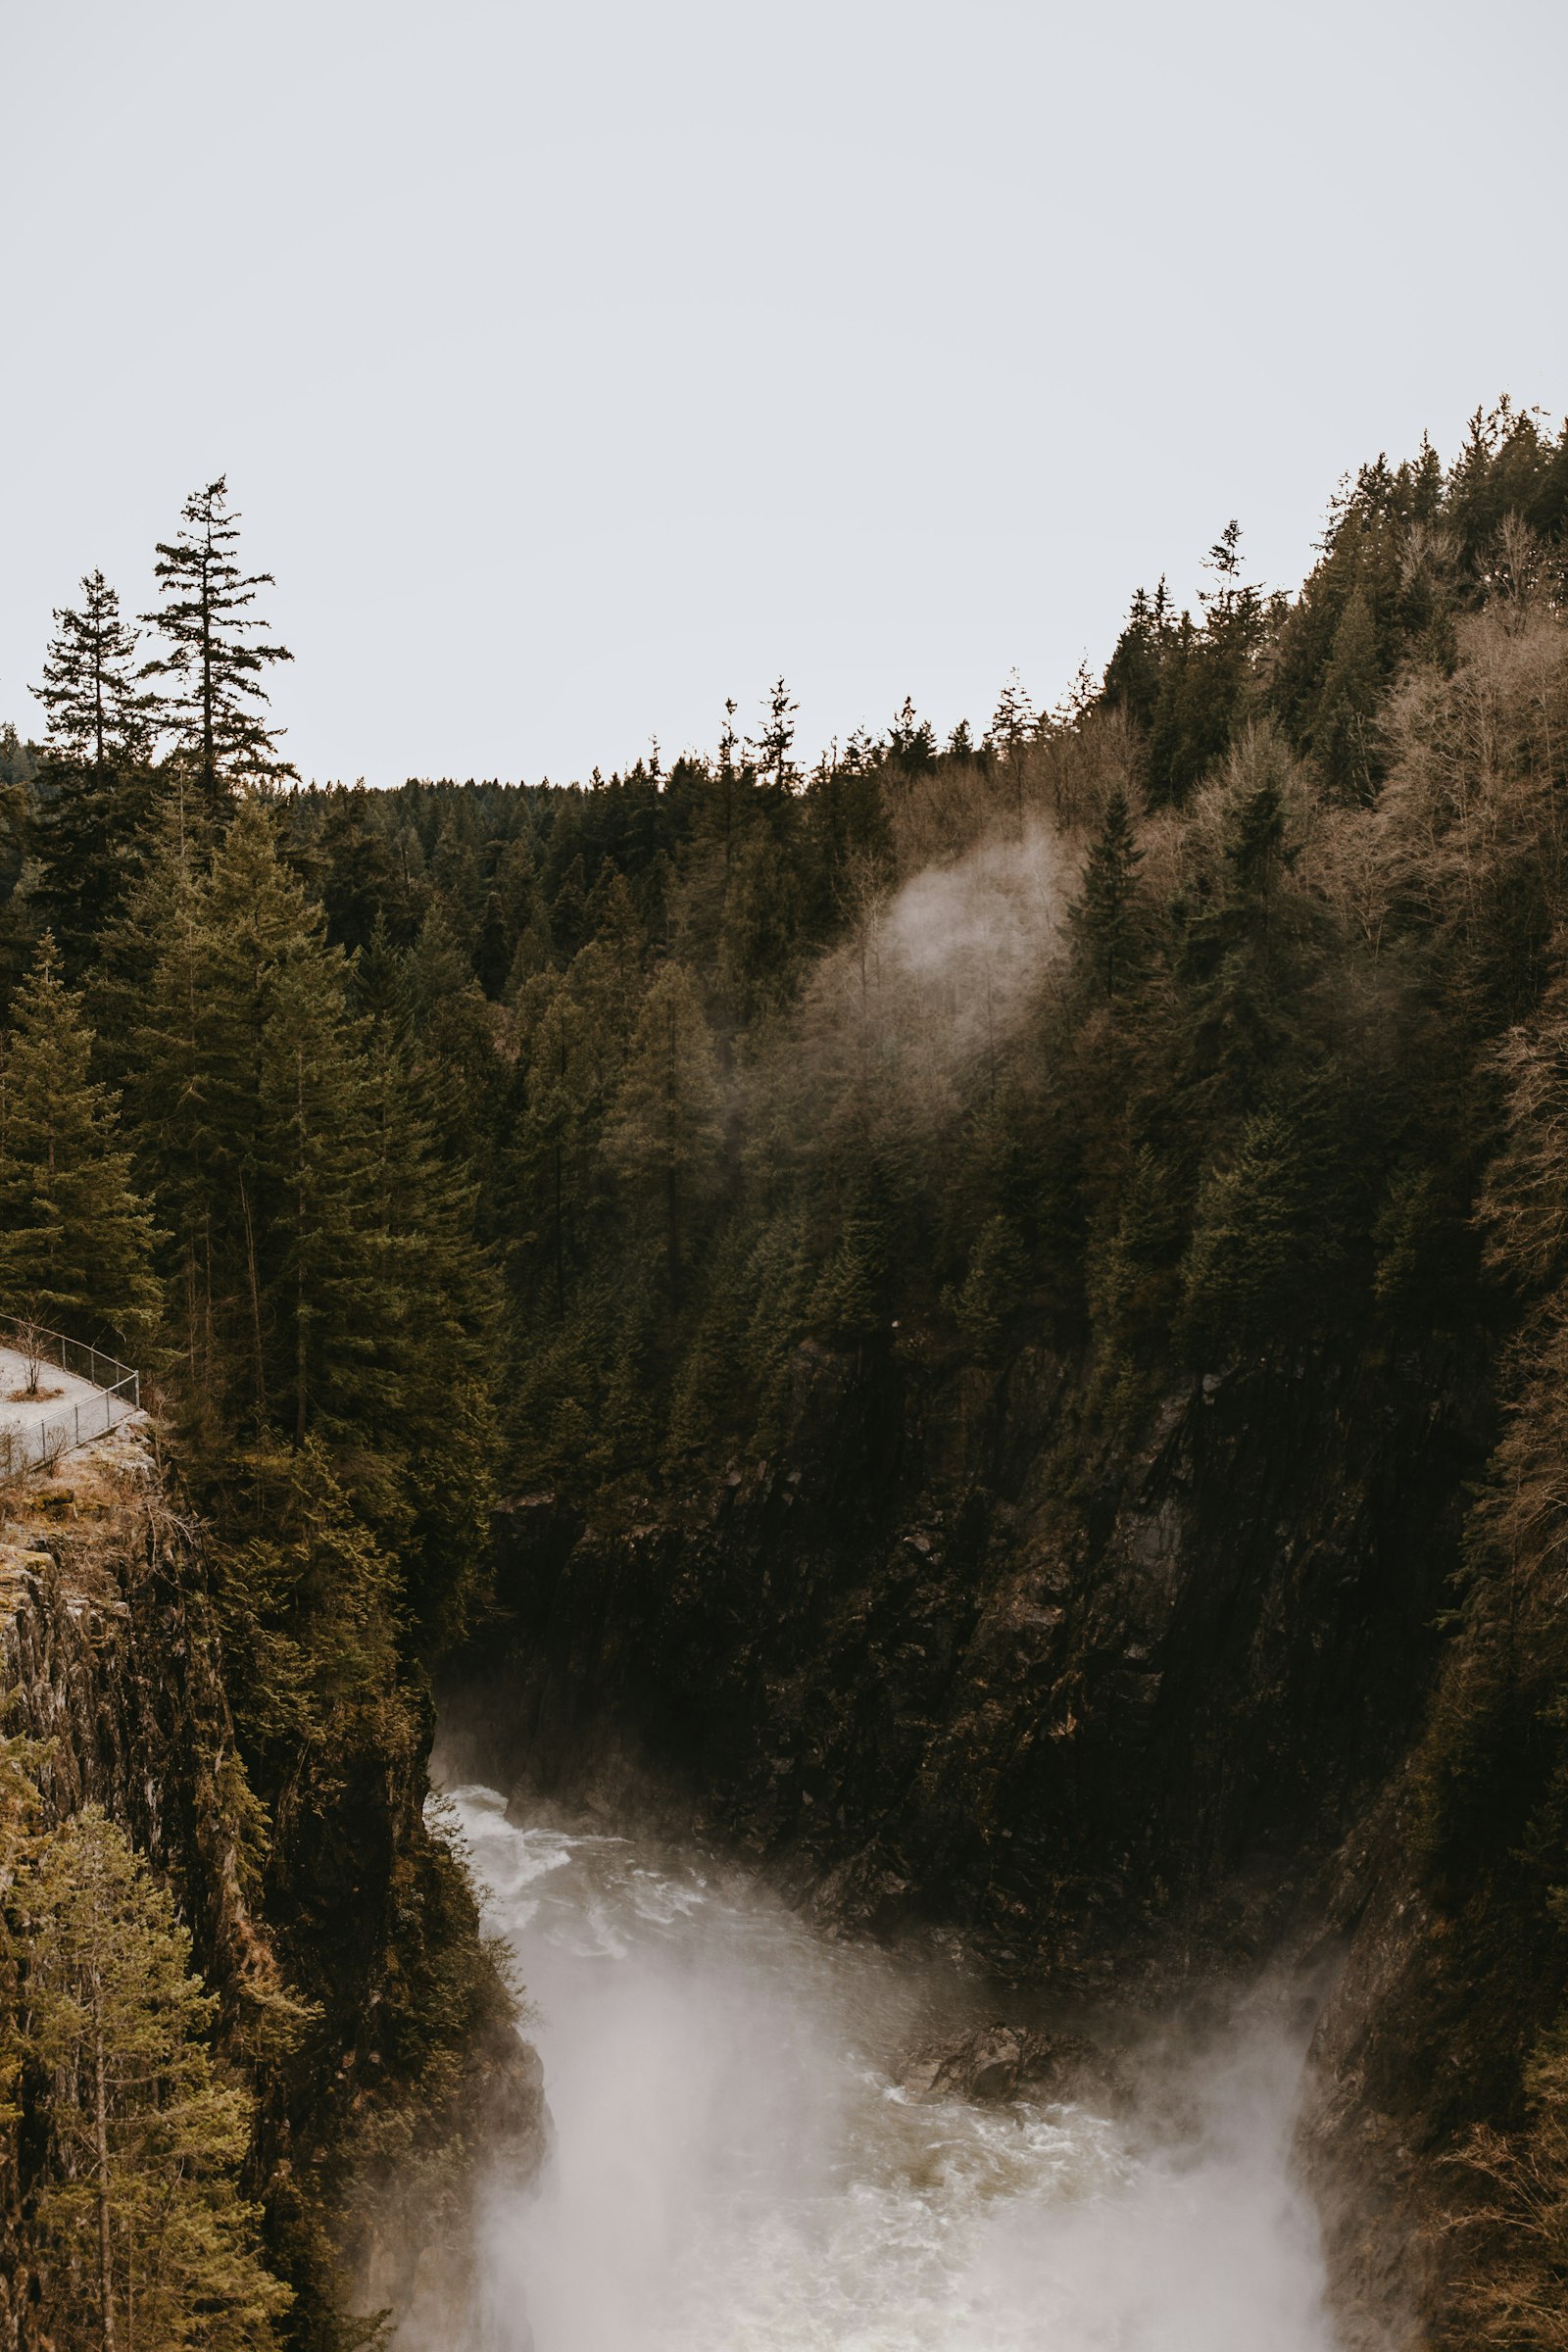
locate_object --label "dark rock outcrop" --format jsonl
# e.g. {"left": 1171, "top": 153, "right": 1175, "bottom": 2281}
{"left": 0, "top": 1429, "right": 546, "bottom": 2346}
{"left": 898, "top": 2022, "right": 1128, "bottom": 2110}
{"left": 444, "top": 1326, "right": 1487, "bottom": 2342}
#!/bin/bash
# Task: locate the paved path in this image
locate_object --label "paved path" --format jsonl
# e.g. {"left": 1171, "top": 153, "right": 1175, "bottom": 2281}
{"left": 0, "top": 1344, "right": 138, "bottom": 1470}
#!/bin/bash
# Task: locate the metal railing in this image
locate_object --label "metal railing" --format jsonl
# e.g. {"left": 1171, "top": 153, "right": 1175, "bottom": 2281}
{"left": 0, "top": 1314, "right": 142, "bottom": 1478}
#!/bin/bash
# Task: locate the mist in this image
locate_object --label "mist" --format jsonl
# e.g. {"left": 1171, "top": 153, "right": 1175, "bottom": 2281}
{"left": 759, "top": 809, "right": 1076, "bottom": 1166}
{"left": 423, "top": 1784, "right": 1343, "bottom": 2352}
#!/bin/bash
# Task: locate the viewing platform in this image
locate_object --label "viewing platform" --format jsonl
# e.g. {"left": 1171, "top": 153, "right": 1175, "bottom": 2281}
{"left": 0, "top": 1319, "right": 142, "bottom": 1478}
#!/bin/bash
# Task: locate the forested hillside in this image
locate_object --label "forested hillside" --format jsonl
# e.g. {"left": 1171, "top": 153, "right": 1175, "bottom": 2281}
{"left": 5, "top": 403, "right": 1568, "bottom": 2341}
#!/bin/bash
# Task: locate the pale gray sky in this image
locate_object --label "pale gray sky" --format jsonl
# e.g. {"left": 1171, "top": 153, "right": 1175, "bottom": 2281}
{"left": 4, "top": 0, "right": 1565, "bottom": 785}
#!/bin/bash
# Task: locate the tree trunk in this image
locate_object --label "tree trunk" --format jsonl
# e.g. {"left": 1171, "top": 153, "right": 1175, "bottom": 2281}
{"left": 91, "top": 1984, "right": 119, "bottom": 2352}
{"left": 553, "top": 1143, "right": 565, "bottom": 1320}
{"left": 296, "top": 1045, "right": 308, "bottom": 1443}
{"left": 238, "top": 1169, "right": 267, "bottom": 1417}
{"left": 665, "top": 1161, "right": 680, "bottom": 1304}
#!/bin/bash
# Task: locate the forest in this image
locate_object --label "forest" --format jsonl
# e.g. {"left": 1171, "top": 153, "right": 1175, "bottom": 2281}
{"left": 4, "top": 401, "right": 1568, "bottom": 2342}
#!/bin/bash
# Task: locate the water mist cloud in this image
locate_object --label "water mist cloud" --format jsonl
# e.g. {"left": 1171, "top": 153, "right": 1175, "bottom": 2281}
{"left": 772, "top": 816, "right": 1076, "bottom": 1153}
{"left": 439, "top": 1787, "right": 1342, "bottom": 2352}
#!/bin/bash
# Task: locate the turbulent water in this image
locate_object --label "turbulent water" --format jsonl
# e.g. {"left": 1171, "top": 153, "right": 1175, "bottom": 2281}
{"left": 443, "top": 1783, "right": 1340, "bottom": 2352}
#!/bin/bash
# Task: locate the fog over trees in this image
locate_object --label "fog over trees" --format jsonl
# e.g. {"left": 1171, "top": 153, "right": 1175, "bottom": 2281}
{"left": 4, "top": 400, "right": 1568, "bottom": 2335}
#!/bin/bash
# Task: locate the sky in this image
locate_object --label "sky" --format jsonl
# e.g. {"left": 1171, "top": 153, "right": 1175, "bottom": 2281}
{"left": 3, "top": 0, "right": 1566, "bottom": 788}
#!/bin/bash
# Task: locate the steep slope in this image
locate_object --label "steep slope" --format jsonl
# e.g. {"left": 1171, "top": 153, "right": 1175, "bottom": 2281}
{"left": 0, "top": 1419, "right": 544, "bottom": 2346}
{"left": 441, "top": 1322, "right": 1491, "bottom": 2338}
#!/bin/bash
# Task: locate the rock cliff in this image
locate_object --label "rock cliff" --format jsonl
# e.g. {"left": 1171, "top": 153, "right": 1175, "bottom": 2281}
{"left": 446, "top": 1325, "right": 1501, "bottom": 2345}
{"left": 0, "top": 1419, "right": 545, "bottom": 2345}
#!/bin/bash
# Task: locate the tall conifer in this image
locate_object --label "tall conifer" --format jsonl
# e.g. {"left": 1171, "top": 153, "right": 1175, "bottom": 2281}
{"left": 141, "top": 479, "right": 295, "bottom": 803}
{"left": 1074, "top": 787, "right": 1145, "bottom": 1000}
{"left": 0, "top": 936, "right": 160, "bottom": 1346}
{"left": 607, "top": 963, "right": 725, "bottom": 1301}
{"left": 19, "top": 1807, "right": 288, "bottom": 2349}
{"left": 28, "top": 572, "right": 157, "bottom": 967}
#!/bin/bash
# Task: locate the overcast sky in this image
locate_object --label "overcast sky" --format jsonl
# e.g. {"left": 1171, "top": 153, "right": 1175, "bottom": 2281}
{"left": 3, "top": 0, "right": 1565, "bottom": 786}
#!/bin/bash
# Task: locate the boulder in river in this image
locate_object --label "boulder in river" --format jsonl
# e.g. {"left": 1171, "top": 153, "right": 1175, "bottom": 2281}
{"left": 898, "top": 2024, "right": 1127, "bottom": 2108}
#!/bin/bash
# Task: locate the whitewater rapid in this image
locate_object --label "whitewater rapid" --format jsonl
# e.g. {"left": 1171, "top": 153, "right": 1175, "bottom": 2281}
{"left": 441, "top": 1784, "right": 1340, "bottom": 2352}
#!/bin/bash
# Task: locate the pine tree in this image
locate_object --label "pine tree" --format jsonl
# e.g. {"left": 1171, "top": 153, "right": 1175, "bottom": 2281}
{"left": 258, "top": 947, "right": 387, "bottom": 1447}
{"left": 606, "top": 963, "right": 725, "bottom": 1301}
{"left": 750, "top": 676, "right": 799, "bottom": 799}
{"left": 808, "top": 1160, "right": 898, "bottom": 1343}
{"left": 1178, "top": 1110, "right": 1312, "bottom": 1356}
{"left": 887, "top": 696, "right": 936, "bottom": 771}
{"left": 0, "top": 1725, "right": 44, "bottom": 2159}
{"left": 17, "top": 1806, "right": 289, "bottom": 2349}
{"left": 514, "top": 956, "right": 626, "bottom": 1319}
{"left": 28, "top": 572, "right": 158, "bottom": 969}
{"left": 1073, "top": 786, "right": 1145, "bottom": 999}
{"left": 986, "top": 668, "right": 1037, "bottom": 756}
{"left": 141, "top": 479, "right": 295, "bottom": 804}
{"left": 1101, "top": 583, "right": 1173, "bottom": 729}
{"left": 125, "top": 801, "right": 381, "bottom": 1429}
{"left": 360, "top": 1024, "right": 498, "bottom": 1642}
{"left": 1312, "top": 582, "right": 1385, "bottom": 803}
{"left": 33, "top": 570, "right": 152, "bottom": 770}
{"left": 0, "top": 935, "right": 161, "bottom": 1346}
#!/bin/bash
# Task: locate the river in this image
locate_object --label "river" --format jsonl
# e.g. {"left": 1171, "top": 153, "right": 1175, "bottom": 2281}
{"left": 441, "top": 1782, "right": 1340, "bottom": 2352}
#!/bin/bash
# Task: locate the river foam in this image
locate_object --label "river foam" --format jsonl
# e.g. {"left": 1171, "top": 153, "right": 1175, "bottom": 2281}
{"left": 442, "top": 1784, "right": 1340, "bottom": 2352}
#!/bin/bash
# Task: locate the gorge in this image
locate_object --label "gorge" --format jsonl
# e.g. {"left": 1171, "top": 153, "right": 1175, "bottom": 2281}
{"left": 5, "top": 406, "right": 1568, "bottom": 2345}
{"left": 434, "top": 1778, "right": 1338, "bottom": 2352}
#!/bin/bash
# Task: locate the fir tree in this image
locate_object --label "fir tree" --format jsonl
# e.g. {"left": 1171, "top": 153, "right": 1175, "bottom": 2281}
{"left": 1312, "top": 582, "right": 1385, "bottom": 803}
{"left": 1074, "top": 786, "right": 1145, "bottom": 999}
{"left": 125, "top": 801, "right": 383, "bottom": 1429}
{"left": 1101, "top": 582, "right": 1173, "bottom": 729}
{"left": 32, "top": 570, "right": 152, "bottom": 770}
{"left": 28, "top": 572, "right": 158, "bottom": 968}
{"left": 0, "top": 935, "right": 161, "bottom": 1346}
{"left": 986, "top": 668, "right": 1037, "bottom": 756}
{"left": 750, "top": 676, "right": 799, "bottom": 799}
{"left": 606, "top": 962, "right": 725, "bottom": 1301}
{"left": 1178, "top": 1110, "right": 1312, "bottom": 1356}
{"left": 17, "top": 1806, "right": 289, "bottom": 2350}
{"left": 141, "top": 479, "right": 295, "bottom": 804}
{"left": 360, "top": 1024, "right": 498, "bottom": 1641}
{"left": 887, "top": 696, "right": 936, "bottom": 771}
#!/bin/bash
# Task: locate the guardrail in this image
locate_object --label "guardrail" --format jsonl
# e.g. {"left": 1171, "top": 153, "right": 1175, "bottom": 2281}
{"left": 0, "top": 1315, "right": 142, "bottom": 1477}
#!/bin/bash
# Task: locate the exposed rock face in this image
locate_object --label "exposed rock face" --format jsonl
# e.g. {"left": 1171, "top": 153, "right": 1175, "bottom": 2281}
{"left": 444, "top": 1329, "right": 1489, "bottom": 2342}
{"left": 459, "top": 1336, "right": 1471, "bottom": 1971}
{"left": 897, "top": 2023, "right": 1128, "bottom": 2110}
{"left": 1, "top": 1432, "right": 273, "bottom": 1995}
{"left": 0, "top": 1425, "right": 546, "bottom": 2346}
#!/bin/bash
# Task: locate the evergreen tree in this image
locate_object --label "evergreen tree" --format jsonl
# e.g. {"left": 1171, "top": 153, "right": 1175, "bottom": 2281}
{"left": 717, "top": 831, "right": 803, "bottom": 1027}
{"left": 360, "top": 1026, "right": 498, "bottom": 1641}
{"left": 125, "top": 802, "right": 386, "bottom": 1431}
{"left": 1178, "top": 1109, "right": 1313, "bottom": 1356}
{"left": 887, "top": 696, "right": 936, "bottom": 771}
{"left": 1311, "top": 582, "right": 1385, "bottom": 803}
{"left": 606, "top": 963, "right": 725, "bottom": 1301}
{"left": 17, "top": 1806, "right": 288, "bottom": 2349}
{"left": 515, "top": 982, "right": 590, "bottom": 1320}
{"left": 1073, "top": 786, "right": 1145, "bottom": 999}
{"left": 986, "top": 668, "right": 1037, "bottom": 756}
{"left": 28, "top": 572, "right": 158, "bottom": 969}
{"left": 141, "top": 479, "right": 295, "bottom": 804}
{"left": 1146, "top": 529, "right": 1268, "bottom": 808}
{"left": 1101, "top": 582, "right": 1174, "bottom": 729}
{"left": 32, "top": 569, "right": 152, "bottom": 769}
{"left": 0, "top": 935, "right": 161, "bottom": 1346}
{"left": 750, "top": 676, "right": 800, "bottom": 799}
{"left": 808, "top": 1158, "right": 899, "bottom": 1343}
{"left": 258, "top": 947, "right": 386, "bottom": 1447}
{"left": 1086, "top": 1142, "right": 1188, "bottom": 1372}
